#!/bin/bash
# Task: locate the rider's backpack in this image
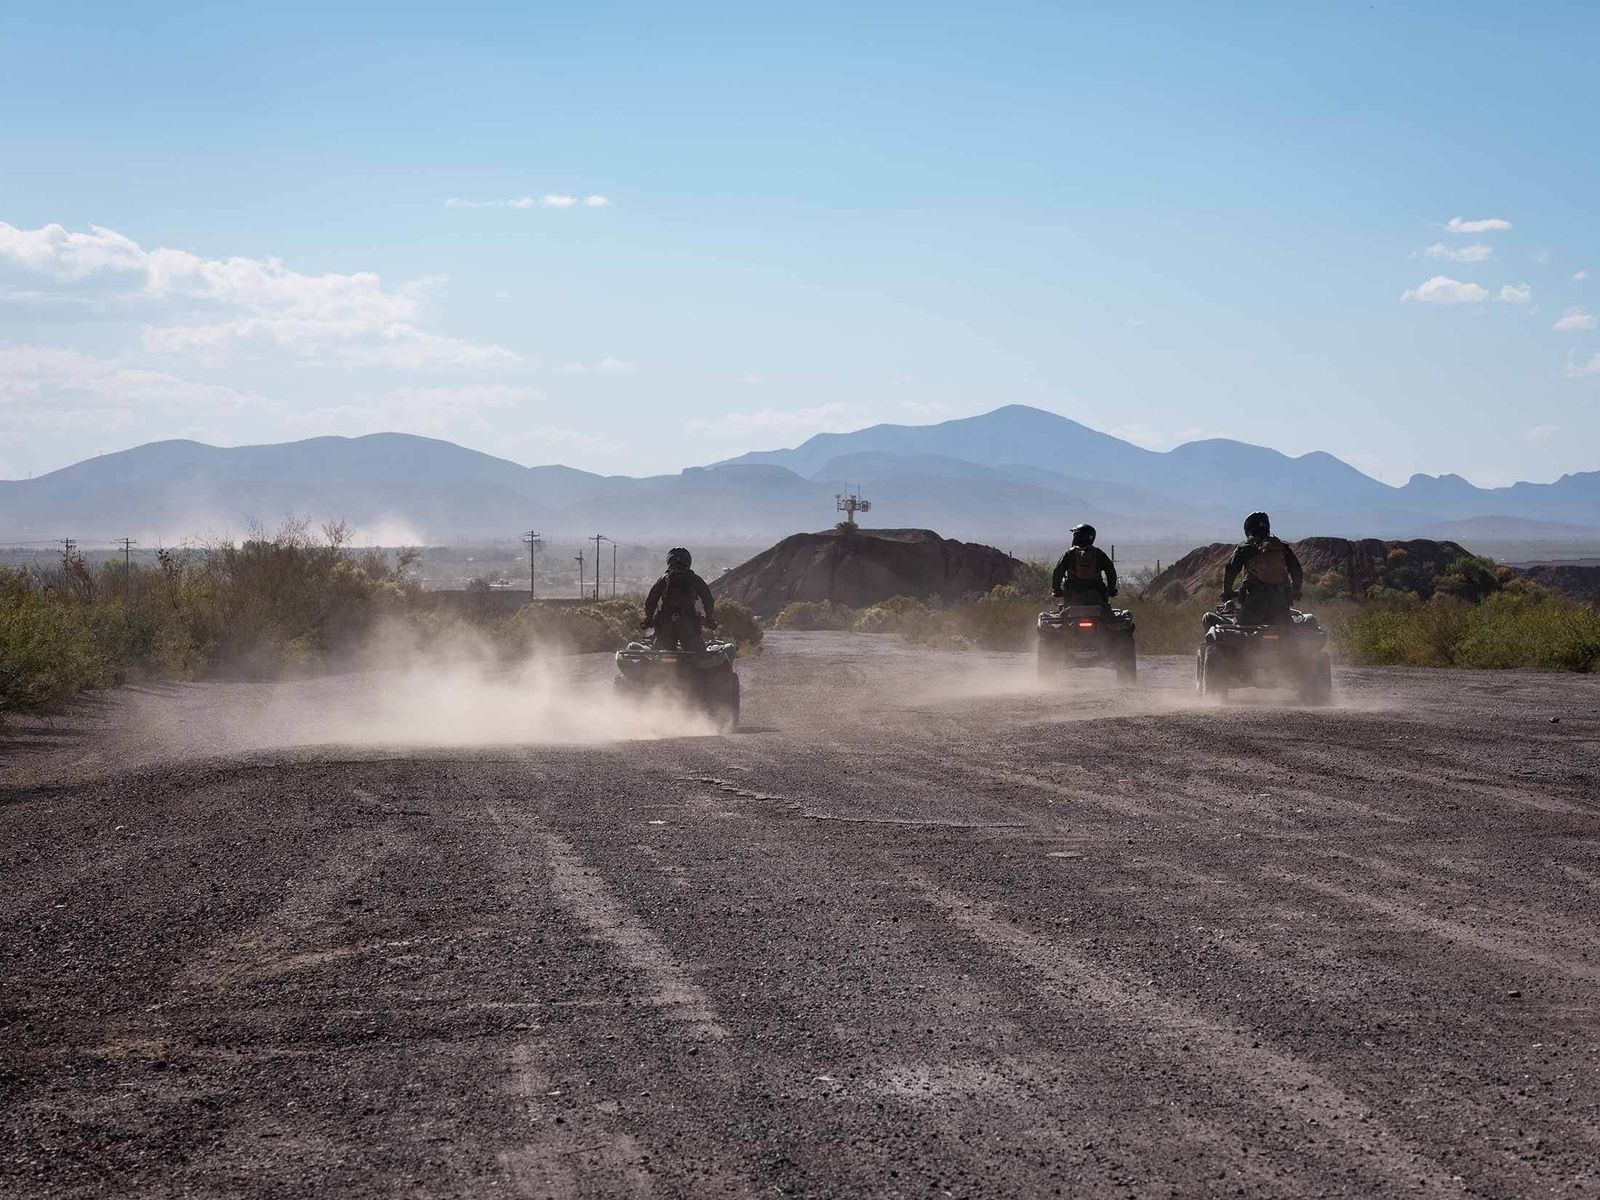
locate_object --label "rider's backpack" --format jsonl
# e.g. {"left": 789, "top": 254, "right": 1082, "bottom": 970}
{"left": 1247, "top": 538, "right": 1290, "bottom": 585}
{"left": 659, "top": 568, "right": 701, "bottom": 619}
{"left": 1071, "top": 547, "right": 1100, "bottom": 582}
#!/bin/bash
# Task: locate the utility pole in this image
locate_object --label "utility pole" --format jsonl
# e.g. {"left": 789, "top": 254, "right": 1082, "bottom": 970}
{"left": 590, "top": 534, "right": 609, "bottom": 600}
{"left": 60, "top": 537, "right": 76, "bottom": 572}
{"left": 116, "top": 537, "right": 136, "bottom": 604}
{"left": 521, "top": 531, "right": 543, "bottom": 597}
{"left": 575, "top": 549, "right": 585, "bottom": 598}
{"left": 611, "top": 542, "right": 617, "bottom": 597}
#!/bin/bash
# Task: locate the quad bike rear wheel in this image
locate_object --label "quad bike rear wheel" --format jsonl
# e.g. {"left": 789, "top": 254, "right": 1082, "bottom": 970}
{"left": 1299, "top": 651, "right": 1333, "bottom": 706}
{"left": 1197, "top": 643, "right": 1228, "bottom": 698}
{"left": 1036, "top": 636, "right": 1062, "bottom": 679}
{"left": 1115, "top": 639, "right": 1137, "bottom": 684}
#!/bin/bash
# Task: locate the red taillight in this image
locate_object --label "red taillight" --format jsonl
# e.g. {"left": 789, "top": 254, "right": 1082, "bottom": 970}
{"left": 1076, "top": 620, "right": 1095, "bottom": 628}
{"left": 1261, "top": 634, "right": 1280, "bottom": 641}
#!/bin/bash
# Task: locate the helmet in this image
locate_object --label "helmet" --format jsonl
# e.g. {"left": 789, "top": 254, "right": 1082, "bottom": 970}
{"left": 1070, "top": 523, "right": 1096, "bottom": 548}
{"left": 666, "top": 546, "right": 692, "bottom": 570}
{"left": 1244, "top": 512, "right": 1271, "bottom": 539}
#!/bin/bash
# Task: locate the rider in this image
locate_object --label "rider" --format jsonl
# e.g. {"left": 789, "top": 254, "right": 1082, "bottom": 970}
{"left": 1051, "top": 523, "right": 1118, "bottom": 611}
{"left": 643, "top": 547, "right": 718, "bottom": 651}
{"left": 1222, "top": 512, "right": 1304, "bottom": 625}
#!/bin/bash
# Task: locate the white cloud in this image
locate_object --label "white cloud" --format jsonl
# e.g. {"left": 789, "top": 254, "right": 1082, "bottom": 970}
{"left": 739, "top": 373, "right": 764, "bottom": 385}
{"left": 1575, "top": 269, "right": 1591, "bottom": 281}
{"left": 1566, "top": 350, "right": 1600, "bottom": 378}
{"left": 1124, "top": 317, "right": 1146, "bottom": 327}
{"left": 1423, "top": 242, "right": 1493, "bottom": 263}
{"left": 0, "top": 220, "right": 518, "bottom": 370}
{"left": 1553, "top": 307, "right": 1597, "bottom": 332}
{"left": 1534, "top": 249, "right": 1552, "bottom": 263}
{"left": 1497, "top": 283, "right": 1532, "bottom": 305}
{"left": 1523, "top": 424, "right": 1559, "bottom": 440}
{"left": 685, "top": 403, "right": 856, "bottom": 437}
{"left": 446, "top": 194, "right": 611, "bottom": 210}
{"left": 0, "top": 343, "right": 253, "bottom": 411}
{"left": 1401, "top": 276, "right": 1488, "bottom": 304}
{"left": 1446, "top": 216, "right": 1511, "bottom": 234}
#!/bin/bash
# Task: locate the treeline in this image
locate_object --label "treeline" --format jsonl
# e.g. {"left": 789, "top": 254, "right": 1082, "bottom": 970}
{"left": 0, "top": 522, "right": 761, "bottom": 715}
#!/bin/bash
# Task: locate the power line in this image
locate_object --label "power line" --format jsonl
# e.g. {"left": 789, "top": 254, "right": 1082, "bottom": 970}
{"left": 590, "top": 534, "right": 610, "bottom": 600}
{"left": 116, "top": 537, "right": 137, "bottom": 604}
{"left": 521, "top": 530, "right": 543, "bottom": 597}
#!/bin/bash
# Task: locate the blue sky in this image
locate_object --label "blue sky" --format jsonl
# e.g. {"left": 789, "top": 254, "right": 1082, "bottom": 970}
{"left": 2, "top": 0, "right": 1597, "bottom": 487}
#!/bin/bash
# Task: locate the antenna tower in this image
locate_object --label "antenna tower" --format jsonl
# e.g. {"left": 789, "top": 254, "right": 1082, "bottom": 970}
{"left": 835, "top": 489, "right": 872, "bottom": 528}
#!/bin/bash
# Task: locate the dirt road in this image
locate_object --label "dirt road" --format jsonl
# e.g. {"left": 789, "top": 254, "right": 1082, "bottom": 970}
{"left": 3, "top": 633, "right": 1598, "bottom": 1197}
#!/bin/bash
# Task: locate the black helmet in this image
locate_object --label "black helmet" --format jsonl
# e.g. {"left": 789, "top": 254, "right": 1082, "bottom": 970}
{"left": 1070, "top": 523, "right": 1096, "bottom": 548}
{"left": 1244, "top": 512, "right": 1271, "bottom": 539}
{"left": 666, "top": 546, "right": 692, "bottom": 570}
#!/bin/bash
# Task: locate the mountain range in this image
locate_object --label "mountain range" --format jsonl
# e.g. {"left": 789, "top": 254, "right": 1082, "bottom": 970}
{"left": 3, "top": 405, "right": 1596, "bottom": 545}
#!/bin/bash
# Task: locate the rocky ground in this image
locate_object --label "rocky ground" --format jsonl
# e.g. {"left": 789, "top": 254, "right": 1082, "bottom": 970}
{"left": 2, "top": 633, "right": 1598, "bottom": 1198}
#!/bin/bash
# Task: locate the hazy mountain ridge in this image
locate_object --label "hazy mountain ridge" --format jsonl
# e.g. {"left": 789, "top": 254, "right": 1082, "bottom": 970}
{"left": 2, "top": 406, "right": 1594, "bottom": 544}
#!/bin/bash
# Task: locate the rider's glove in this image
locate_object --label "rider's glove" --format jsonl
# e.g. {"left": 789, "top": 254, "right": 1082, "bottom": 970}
{"left": 1107, "top": 587, "right": 1118, "bottom": 598}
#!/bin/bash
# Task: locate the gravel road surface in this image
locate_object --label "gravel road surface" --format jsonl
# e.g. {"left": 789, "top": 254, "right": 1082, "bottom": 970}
{"left": 3, "top": 633, "right": 1598, "bottom": 1198}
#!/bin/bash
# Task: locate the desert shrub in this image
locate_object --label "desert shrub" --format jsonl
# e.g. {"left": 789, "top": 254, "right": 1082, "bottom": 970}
{"left": 499, "top": 600, "right": 636, "bottom": 656}
{"left": 1011, "top": 559, "right": 1053, "bottom": 598}
{"left": 773, "top": 600, "right": 859, "bottom": 631}
{"left": 855, "top": 596, "right": 931, "bottom": 633}
{"left": 712, "top": 599, "right": 764, "bottom": 654}
{"left": 1336, "top": 591, "right": 1600, "bottom": 671}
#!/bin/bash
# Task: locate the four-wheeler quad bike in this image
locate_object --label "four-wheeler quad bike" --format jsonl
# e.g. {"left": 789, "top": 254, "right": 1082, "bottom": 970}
{"left": 1037, "top": 604, "right": 1138, "bottom": 683}
{"left": 1195, "top": 598, "right": 1332, "bottom": 704}
{"left": 614, "top": 634, "right": 741, "bottom": 731}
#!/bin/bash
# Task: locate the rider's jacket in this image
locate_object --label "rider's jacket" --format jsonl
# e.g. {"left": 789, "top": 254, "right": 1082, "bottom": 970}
{"left": 1051, "top": 545, "right": 1117, "bottom": 600}
{"left": 1224, "top": 537, "right": 1304, "bottom": 594}
{"left": 645, "top": 566, "right": 716, "bottom": 625}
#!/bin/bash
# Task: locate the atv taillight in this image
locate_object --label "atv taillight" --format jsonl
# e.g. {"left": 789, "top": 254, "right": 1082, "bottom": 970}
{"left": 1076, "top": 620, "right": 1095, "bottom": 628}
{"left": 1261, "top": 634, "right": 1280, "bottom": 641}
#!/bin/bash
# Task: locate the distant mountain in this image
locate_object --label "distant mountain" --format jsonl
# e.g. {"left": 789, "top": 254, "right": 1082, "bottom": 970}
{"left": 1, "top": 406, "right": 1594, "bottom": 545}
{"left": 723, "top": 404, "right": 1600, "bottom": 532}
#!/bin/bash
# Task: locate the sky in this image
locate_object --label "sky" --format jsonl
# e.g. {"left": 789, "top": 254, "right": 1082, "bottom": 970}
{"left": 2, "top": 0, "right": 1598, "bottom": 488}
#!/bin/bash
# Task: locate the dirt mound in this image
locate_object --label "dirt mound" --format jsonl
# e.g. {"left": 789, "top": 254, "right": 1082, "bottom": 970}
{"left": 1512, "top": 563, "right": 1600, "bottom": 604}
{"left": 712, "top": 528, "right": 1019, "bottom": 617}
{"left": 1142, "top": 537, "right": 1483, "bottom": 603}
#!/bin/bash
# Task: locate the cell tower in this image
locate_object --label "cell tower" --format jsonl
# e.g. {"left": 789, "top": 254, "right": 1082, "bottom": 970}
{"left": 836, "top": 490, "right": 871, "bottom": 528}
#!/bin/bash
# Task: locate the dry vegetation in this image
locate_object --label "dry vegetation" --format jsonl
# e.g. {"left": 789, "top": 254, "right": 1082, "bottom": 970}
{"left": 770, "top": 555, "right": 1600, "bottom": 672}
{"left": 0, "top": 521, "right": 762, "bottom": 716}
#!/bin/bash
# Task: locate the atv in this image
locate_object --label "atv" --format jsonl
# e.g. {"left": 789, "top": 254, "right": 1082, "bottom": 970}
{"left": 1037, "top": 603, "right": 1138, "bottom": 683}
{"left": 614, "top": 632, "right": 741, "bottom": 731}
{"left": 1195, "top": 599, "right": 1332, "bottom": 704}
